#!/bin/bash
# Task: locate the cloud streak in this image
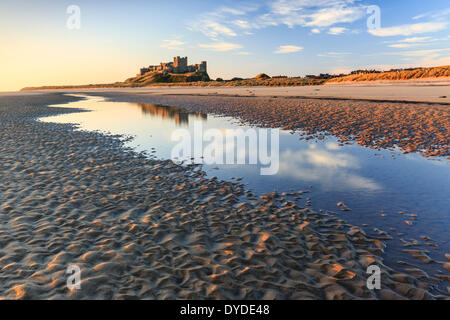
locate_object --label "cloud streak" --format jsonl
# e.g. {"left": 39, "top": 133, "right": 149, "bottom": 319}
{"left": 413, "top": 7, "right": 450, "bottom": 20}
{"left": 160, "top": 40, "right": 185, "bottom": 50}
{"left": 236, "top": 51, "right": 252, "bottom": 55}
{"left": 368, "top": 22, "right": 447, "bottom": 37}
{"left": 275, "top": 45, "right": 303, "bottom": 53}
{"left": 328, "top": 27, "right": 347, "bottom": 35}
{"left": 198, "top": 42, "right": 243, "bottom": 51}
{"left": 386, "top": 36, "right": 447, "bottom": 49}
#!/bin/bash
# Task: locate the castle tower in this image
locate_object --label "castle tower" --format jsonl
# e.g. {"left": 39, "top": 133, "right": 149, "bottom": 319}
{"left": 173, "top": 56, "right": 180, "bottom": 68}
{"left": 173, "top": 56, "right": 188, "bottom": 73}
{"left": 199, "top": 61, "right": 207, "bottom": 72}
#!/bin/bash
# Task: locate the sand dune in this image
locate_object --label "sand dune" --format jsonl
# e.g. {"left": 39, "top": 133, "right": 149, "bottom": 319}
{"left": 326, "top": 66, "right": 450, "bottom": 83}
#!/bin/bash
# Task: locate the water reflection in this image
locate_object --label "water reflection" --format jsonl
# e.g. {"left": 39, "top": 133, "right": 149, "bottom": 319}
{"left": 278, "top": 145, "right": 382, "bottom": 191}
{"left": 138, "top": 103, "right": 207, "bottom": 125}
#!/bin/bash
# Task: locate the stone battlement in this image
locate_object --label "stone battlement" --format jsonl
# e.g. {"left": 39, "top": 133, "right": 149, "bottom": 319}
{"left": 140, "top": 57, "right": 207, "bottom": 76}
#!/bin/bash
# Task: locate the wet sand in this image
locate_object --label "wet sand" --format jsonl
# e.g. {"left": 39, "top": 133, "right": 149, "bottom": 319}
{"left": 0, "top": 93, "right": 448, "bottom": 300}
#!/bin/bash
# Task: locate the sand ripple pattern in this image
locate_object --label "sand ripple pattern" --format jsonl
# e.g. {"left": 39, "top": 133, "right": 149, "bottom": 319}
{"left": 0, "top": 93, "right": 448, "bottom": 299}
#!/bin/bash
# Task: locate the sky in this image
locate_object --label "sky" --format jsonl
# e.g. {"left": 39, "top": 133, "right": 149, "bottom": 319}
{"left": 0, "top": 0, "right": 449, "bottom": 91}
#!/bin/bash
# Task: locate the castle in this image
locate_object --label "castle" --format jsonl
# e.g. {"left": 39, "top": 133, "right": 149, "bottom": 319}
{"left": 140, "top": 57, "right": 207, "bottom": 76}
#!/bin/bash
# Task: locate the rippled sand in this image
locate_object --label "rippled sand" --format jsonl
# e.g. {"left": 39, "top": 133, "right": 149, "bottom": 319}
{"left": 0, "top": 93, "right": 448, "bottom": 299}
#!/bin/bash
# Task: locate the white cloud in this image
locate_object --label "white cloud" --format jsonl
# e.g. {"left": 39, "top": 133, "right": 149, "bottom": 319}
{"left": 270, "top": 0, "right": 356, "bottom": 15}
{"left": 189, "top": 1, "right": 367, "bottom": 39}
{"left": 368, "top": 22, "right": 447, "bottom": 37}
{"left": 318, "top": 51, "right": 351, "bottom": 57}
{"left": 326, "top": 142, "right": 340, "bottom": 150}
{"left": 328, "top": 51, "right": 351, "bottom": 55}
{"left": 365, "top": 48, "right": 450, "bottom": 68}
{"left": 388, "top": 51, "right": 450, "bottom": 69}
{"left": 275, "top": 45, "right": 303, "bottom": 54}
{"left": 219, "top": 7, "right": 247, "bottom": 15}
{"left": 236, "top": 51, "right": 252, "bottom": 55}
{"left": 277, "top": 147, "right": 382, "bottom": 191}
{"left": 232, "top": 20, "right": 252, "bottom": 29}
{"left": 388, "top": 43, "right": 416, "bottom": 48}
{"left": 263, "top": 1, "right": 365, "bottom": 28}
{"left": 413, "top": 7, "right": 450, "bottom": 20}
{"left": 328, "top": 27, "right": 347, "bottom": 35}
{"left": 160, "top": 40, "right": 186, "bottom": 50}
{"left": 382, "top": 49, "right": 450, "bottom": 67}
{"left": 305, "top": 6, "right": 365, "bottom": 27}
{"left": 387, "top": 36, "right": 443, "bottom": 48}
{"left": 419, "top": 55, "right": 450, "bottom": 67}
{"left": 206, "top": 21, "right": 237, "bottom": 37}
{"left": 393, "top": 48, "right": 450, "bottom": 58}
{"left": 329, "top": 67, "right": 354, "bottom": 74}
{"left": 188, "top": 5, "right": 259, "bottom": 39}
{"left": 198, "top": 42, "right": 242, "bottom": 51}
{"left": 400, "top": 37, "right": 432, "bottom": 43}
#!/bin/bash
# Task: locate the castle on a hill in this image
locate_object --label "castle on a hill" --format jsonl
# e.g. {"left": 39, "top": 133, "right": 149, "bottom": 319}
{"left": 140, "top": 57, "right": 207, "bottom": 76}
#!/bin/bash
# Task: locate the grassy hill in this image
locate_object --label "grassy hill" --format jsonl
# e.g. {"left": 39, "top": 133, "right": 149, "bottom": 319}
{"left": 125, "top": 71, "right": 210, "bottom": 86}
{"left": 201, "top": 76, "right": 325, "bottom": 87}
{"left": 326, "top": 65, "right": 450, "bottom": 83}
{"left": 20, "top": 73, "right": 325, "bottom": 90}
{"left": 21, "top": 71, "right": 211, "bottom": 91}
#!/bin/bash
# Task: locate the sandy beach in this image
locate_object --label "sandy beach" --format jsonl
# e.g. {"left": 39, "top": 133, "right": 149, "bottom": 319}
{"left": 39, "top": 80, "right": 450, "bottom": 104}
{"left": 0, "top": 92, "right": 448, "bottom": 299}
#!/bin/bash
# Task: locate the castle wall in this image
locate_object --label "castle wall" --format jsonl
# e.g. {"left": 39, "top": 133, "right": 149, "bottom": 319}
{"left": 140, "top": 57, "right": 206, "bottom": 75}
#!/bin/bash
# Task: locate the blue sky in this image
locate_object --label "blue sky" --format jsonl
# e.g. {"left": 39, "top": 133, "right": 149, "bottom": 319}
{"left": 1, "top": 0, "right": 449, "bottom": 91}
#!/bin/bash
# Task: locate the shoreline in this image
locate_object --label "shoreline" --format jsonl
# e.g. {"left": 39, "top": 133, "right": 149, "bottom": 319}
{"left": 1, "top": 92, "right": 448, "bottom": 299}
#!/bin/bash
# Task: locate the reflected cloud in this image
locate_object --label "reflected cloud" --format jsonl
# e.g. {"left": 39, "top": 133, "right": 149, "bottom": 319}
{"left": 325, "top": 142, "right": 340, "bottom": 150}
{"left": 304, "top": 148, "right": 358, "bottom": 168}
{"left": 278, "top": 145, "right": 382, "bottom": 191}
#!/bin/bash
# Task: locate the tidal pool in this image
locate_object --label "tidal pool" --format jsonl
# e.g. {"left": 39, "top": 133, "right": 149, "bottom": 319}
{"left": 40, "top": 94, "right": 450, "bottom": 290}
